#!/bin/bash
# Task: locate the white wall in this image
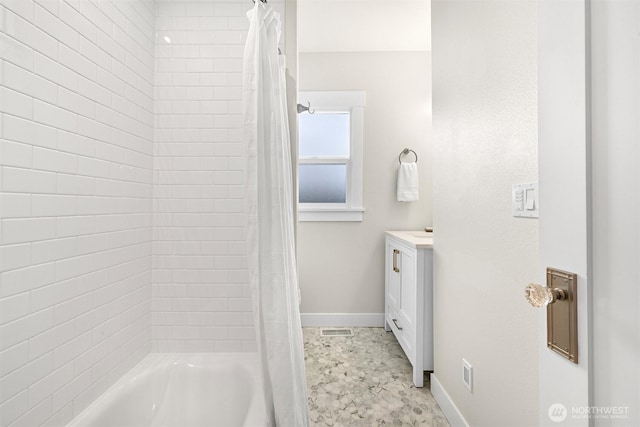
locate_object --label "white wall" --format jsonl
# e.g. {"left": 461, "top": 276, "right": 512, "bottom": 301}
{"left": 0, "top": 0, "right": 154, "bottom": 425}
{"left": 151, "top": 0, "right": 284, "bottom": 352}
{"left": 430, "top": 1, "right": 539, "bottom": 426}
{"left": 298, "top": 51, "right": 431, "bottom": 318}
{"left": 298, "top": 0, "right": 430, "bottom": 53}
{"left": 297, "top": 0, "right": 431, "bottom": 321}
{"left": 591, "top": 1, "right": 640, "bottom": 425}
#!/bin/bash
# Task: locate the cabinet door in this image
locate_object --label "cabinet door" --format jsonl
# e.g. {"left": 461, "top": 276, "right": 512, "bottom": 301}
{"left": 398, "top": 249, "right": 416, "bottom": 332}
{"left": 386, "top": 241, "right": 402, "bottom": 314}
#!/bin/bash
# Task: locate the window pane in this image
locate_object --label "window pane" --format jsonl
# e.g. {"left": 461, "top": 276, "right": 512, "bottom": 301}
{"left": 299, "top": 164, "right": 347, "bottom": 203}
{"left": 299, "top": 112, "right": 350, "bottom": 157}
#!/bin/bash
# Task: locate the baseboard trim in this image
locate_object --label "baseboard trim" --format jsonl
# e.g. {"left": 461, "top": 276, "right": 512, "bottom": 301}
{"left": 300, "top": 313, "right": 385, "bottom": 327}
{"left": 431, "top": 374, "right": 470, "bottom": 427}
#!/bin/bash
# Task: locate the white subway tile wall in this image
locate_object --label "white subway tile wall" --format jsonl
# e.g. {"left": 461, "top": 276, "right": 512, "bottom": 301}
{"left": 0, "top": 0, "right": 154, "bottom": 426}
{"left": 152, "top": 0, "right": 272, "bottom": 354}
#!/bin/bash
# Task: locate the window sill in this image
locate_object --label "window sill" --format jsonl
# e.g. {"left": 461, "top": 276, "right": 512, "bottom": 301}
{"left": 298, "top": 208, "right": 365, "bottom": 222}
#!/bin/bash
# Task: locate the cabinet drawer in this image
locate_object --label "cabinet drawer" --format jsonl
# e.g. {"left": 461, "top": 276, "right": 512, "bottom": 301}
{"left": 387, "top": 314, "right": 416, "bottom": 364}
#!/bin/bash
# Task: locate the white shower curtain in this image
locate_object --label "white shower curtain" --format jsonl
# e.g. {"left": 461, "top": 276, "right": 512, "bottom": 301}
{"left": 242, "top": 2, "right": 309, "bottom": 426}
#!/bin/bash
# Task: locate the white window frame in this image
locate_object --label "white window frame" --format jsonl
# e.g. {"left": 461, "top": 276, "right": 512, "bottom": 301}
{"left": 298, "top": 91, "right": 366, "bottom": 222}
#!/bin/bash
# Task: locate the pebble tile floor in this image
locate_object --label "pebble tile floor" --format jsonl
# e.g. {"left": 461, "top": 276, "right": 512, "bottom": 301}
{"left": 303, "top": 327, "right": 450, "bottom": 427}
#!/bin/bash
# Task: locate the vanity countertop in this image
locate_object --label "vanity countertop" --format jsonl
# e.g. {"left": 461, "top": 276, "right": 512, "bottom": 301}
{"left": 385, "top": 230, "right": 433, "bottom": 249}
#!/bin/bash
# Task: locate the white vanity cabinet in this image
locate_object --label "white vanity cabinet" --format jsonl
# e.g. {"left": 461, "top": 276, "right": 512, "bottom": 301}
{"left": 384, "top": 231, "right": 434, "bottom": 387}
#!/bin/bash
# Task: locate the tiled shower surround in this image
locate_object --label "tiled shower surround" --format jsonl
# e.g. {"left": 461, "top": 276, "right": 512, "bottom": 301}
{"left": 152, "top": 1, "right": 256, "bottom": 353}
{"left": 0, "top": 0, "right": 278, "bottom": 424}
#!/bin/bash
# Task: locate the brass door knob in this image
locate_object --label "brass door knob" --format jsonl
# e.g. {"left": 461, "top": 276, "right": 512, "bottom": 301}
{"left": 528, "top": 269, "right": 578, "bottom": 364}
{"left": 524, "top": 283, "right": 567, "bottom": 307}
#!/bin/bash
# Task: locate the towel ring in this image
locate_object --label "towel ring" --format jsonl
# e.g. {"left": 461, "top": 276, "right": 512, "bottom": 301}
{"left": 398, "top": 148, "right": 418, "bottom": 164}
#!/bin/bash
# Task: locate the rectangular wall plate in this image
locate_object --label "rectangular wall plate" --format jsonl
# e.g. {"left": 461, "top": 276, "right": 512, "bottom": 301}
{"left": 546, "top": 267, "right": 578, "bottom": 363}
{"left": 462, "top": 358, "right": 473, "bottom": 392}
{"left": 512, "top": 182, "right": 539, "bottom": 218}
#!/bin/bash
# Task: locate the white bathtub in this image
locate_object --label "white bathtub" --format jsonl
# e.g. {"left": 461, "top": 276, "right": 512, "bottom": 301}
{"left": 67, "top": 353, "right": 267, "bottom": 427}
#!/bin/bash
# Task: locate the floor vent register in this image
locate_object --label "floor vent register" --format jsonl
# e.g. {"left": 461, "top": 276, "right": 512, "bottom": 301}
{"left": 320, "top": 329, "right": 353, "bottom": 337}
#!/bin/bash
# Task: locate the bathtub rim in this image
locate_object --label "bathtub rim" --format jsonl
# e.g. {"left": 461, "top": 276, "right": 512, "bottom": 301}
{"left": 66, "top": 352, "right": 266, "bottom": 427}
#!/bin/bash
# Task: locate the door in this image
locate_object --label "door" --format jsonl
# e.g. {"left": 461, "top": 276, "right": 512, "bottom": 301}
{"left": 538, "top": 2, "right": 591, "bottom": 425}
{"left": 386, "top": 240, "right": 402, "bottom": 320}
{"left": 398, "top": 249, "right": 416, "bottom": 333}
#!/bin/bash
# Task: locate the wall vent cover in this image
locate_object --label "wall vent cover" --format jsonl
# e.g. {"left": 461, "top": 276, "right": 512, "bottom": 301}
{"left": 320, "top": 329, "right": 353, "bottom": 337}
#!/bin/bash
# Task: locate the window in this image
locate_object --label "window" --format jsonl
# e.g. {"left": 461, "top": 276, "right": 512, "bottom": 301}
{"left": 298, "top": 91, "right": 365, "bottom": 221}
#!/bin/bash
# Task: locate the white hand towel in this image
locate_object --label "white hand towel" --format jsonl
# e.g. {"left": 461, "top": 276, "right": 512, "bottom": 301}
{"left": 397, "top": 162, "right": 419, "bottom": 202}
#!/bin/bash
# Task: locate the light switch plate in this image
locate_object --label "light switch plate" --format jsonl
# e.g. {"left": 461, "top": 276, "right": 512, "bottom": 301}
{"left": 513, "top": 182, "right": 538, "bottom": 218}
